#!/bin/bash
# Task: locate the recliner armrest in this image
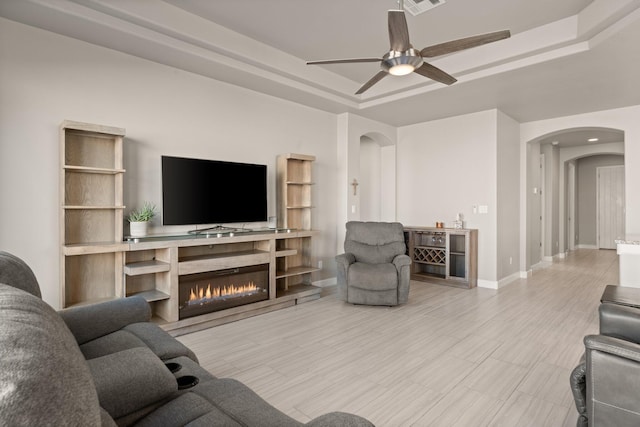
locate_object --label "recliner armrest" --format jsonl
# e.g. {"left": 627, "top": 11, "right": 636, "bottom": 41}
{"left": 599, "top": 303, "right": 640, "bottom": 344}
{"left": 392, "top": 254, "right": 411, "bottom": 270}
{"left": 584, "top": 334, "right": 640, "bottom": 425}
{"left": 59, "top": 296, "right": 152, "bottom": 345}
{"left": 335, "top": 253, "right": 355, "bottom": 268}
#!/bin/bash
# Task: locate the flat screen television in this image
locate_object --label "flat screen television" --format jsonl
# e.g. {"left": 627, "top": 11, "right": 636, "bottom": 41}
{"left": 161, "top": 155, "right": 267, "bottom": 226}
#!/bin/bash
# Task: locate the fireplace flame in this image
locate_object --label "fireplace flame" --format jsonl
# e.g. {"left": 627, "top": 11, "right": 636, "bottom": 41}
{"left": 186, "top": 281, "right": 264, "bottom": 306}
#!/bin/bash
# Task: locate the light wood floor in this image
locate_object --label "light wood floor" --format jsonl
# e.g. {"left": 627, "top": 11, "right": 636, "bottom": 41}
{"left": 178, "top": 249, "right": 618, "bottom": 426}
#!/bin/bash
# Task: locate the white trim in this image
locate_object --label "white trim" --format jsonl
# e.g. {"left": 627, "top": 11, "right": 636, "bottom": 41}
{"left": 313, "top": 277, "right": 337, "bottom": 288}
{"left": 497, "top": 272, "right": 521, "bottom": 289}
{"left": 577, "top": 244, "right": 598, "bottom": 250}
{"left": 520, "top": 269, "right": 533, "bottom": 279}
{"left": 478, "top": 279, "right": 498, "bottom": 289}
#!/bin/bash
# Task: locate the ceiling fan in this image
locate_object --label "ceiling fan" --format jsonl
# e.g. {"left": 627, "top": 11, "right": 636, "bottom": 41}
{"left": 306, "top": 1, "right": 510, "bottom": 95}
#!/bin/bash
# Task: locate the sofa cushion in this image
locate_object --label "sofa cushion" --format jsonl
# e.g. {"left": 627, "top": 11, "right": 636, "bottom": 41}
{"left": 87, "top": 347, "right": 178, "bottom": 419}
{"left": 80, "top": 329, "right": 148, "bottom": 360}
{"left": 124, "top": 322, "right": 199, "bottom": 362}
{"left": 0, "top": 284, "right": 101, "bottom": 426}
{"left": 135, "top": 392, "right": 239, "bottom": 427}
{"left": 195, "top": 378, "right": 303, "bottom": 427}
{"left": 348, "top": 262, "right": 398, "bottom": 291}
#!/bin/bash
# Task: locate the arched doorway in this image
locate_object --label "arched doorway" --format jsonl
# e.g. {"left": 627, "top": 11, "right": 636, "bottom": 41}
{"left": 525, "top": 127, "right": 625, "bottom": 269}
{"left": 359, "top": 132, "right": 395, "bottom": 221}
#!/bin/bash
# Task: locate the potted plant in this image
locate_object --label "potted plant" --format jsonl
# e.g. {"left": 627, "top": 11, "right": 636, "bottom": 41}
{"left": 128, "top": 202, "right": 157, "bottom": 237}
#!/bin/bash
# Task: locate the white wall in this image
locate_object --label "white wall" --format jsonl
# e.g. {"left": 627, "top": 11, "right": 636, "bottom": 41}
{"left": 397, "top": 110, "right": 498, "bottom": 284}
{"left": 359, "top": 137, "right": 382, "bottom": 221}
{"left": 496, "top": 111, "right": 521, "bottom": 282}
{"left": 0, "top": 19, "right": 339, "bottom": 308}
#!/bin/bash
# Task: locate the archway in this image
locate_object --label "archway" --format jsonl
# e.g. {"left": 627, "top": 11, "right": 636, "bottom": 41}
{"left": 359, "top": 132, "right": 395, "bottom": 221}
{"left": 524, "top": 127, "right": 625, "bottom": 270}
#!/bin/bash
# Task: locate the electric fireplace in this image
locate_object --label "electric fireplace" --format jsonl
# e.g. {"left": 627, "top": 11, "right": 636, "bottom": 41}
{"left": 178, "top": 264, "right": 269, "bottom": 319}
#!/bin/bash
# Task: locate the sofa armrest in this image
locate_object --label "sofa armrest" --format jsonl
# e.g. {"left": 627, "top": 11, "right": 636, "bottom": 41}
{"left": 59, "top": 296, "right": 151, "bottom": 345}
{"left": 599, "top": 303, "right": 640, "bottom": 344}
{"left": 87, "top": 347, "right": 177, "bottom": 420}
{"left": 570, "top": 354, "right": 588, "bottom": 427}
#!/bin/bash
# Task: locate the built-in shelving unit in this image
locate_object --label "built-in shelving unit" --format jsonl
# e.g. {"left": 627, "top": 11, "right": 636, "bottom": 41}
{"left": 404, "top": 227, "right": 478, "bottom": 288}
{"left": 60, "top": 125, "right": 322, "bottom": 333}
{"left": 59, "top": 120, "right": 127, "bottom": 308}
{"left": 276, "top": 153, "right": 318, "bottom": 297}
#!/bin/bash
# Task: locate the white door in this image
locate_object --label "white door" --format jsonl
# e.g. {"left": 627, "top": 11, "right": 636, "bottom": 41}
{"left": 568, "top": 162, "right": 576, "bottom": 251}
{"left": 597, "top": 165, "right": 625, "bottom": 249}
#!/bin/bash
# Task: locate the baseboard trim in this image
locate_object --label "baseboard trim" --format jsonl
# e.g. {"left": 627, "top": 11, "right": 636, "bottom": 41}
{"left": 478, "top": 279, "right": 498, "bottom": 289}
{"left": 577, "top": 244, "right": 598, "bottom": 250}
{"left": 313, "top": 277, "right": 337, "bottom": 288}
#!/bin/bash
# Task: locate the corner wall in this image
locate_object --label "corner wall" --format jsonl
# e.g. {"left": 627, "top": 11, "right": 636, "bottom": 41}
{"left": 397, "top": 110, "right": 499, "bottom": 285}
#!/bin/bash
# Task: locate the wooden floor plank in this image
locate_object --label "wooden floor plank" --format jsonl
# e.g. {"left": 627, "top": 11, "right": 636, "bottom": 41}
{"left": 178, "top": 249, "right": 618, "bottom": 425}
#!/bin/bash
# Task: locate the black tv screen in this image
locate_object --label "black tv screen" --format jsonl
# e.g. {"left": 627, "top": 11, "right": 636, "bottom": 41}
{"left": 161, "top": 155, "right": 267, "bottom": 226}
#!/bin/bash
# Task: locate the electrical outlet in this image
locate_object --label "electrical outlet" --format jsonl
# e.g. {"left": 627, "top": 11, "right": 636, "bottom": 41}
{"left": 509, "top": 257, "right": 513, "bottom": 265}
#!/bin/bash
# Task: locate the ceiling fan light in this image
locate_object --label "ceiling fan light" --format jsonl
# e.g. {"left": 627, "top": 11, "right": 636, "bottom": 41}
{"left": 389, "top": 64, "right": 415, "bottom": 76}
{"left": 381, "top": 50, "right": 423, "bottom": 76}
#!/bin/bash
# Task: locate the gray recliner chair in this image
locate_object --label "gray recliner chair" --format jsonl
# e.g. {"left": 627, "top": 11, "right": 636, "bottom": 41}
{"left": 335, "top": 221, "right": 411, "bottom": 306}
{"left": 570, "top": 302, "right": 640, "bottom": 426}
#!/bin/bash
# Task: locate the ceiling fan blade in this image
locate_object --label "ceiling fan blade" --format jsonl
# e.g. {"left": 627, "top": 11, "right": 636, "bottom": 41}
{"left": 307, "top": 58, "right": 382, "bottom": 65}
{"left": 414, "top": 62, "right": 457, "bottom": 85}
{"left": 388, "top": 10, "right": 411, "bottom": 52}
{"left": 355, "top": 71, "right": 388, "bottom": 95}
{"left": 420, "top": 30, "right": 511, "bottom": 58}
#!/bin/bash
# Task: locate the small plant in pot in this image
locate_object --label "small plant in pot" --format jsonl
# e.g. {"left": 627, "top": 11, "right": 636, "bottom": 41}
{"left": 128, "top": 202, "right": 157, "bottom": 237}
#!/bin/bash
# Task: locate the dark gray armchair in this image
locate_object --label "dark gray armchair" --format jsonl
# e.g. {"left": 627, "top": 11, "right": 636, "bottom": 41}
{"left": 335, "top": 221, "right": 411, "bottom": 306}
{"left": 570, "top": 302, "right": 640, "bottom": 426}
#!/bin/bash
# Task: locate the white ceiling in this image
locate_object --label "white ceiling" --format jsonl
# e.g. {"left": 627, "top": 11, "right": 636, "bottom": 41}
{"left": 1, "top": 0, "right": 639, "bottom": 145}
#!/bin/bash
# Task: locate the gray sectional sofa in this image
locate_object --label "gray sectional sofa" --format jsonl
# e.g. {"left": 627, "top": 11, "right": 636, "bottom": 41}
{"left": 0, "top": 251, "right": 373, "bottom": 426}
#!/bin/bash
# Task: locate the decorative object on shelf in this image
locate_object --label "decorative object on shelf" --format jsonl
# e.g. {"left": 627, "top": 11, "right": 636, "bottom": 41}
{"left": 454, "top": 213, "right": 463, "bottom": 229}
{"left": 128, "top": 202, "right": 157, "bottom": 237}
{"left": 436, "top": 221, "right": 444, "bottom": 228}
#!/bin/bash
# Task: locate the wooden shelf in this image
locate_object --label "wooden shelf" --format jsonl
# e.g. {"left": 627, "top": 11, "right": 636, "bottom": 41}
{"left": 63, "top": 205, "right": 126, "bottom": 210}
{"left": 127, "top": 289, "right": 170, "bottom": 302}
{"left": 276, "top": 266, "right": 320, "bottom": 279}
{"left": 275, "top": 248, "right": 298, "bottom": 257}
{"left": 64, "top": 165, "right": 125, "bottom": 174}
{"left": 124, "top": 260, "right": 171, "bottom": 276}
{"left": 63, "top": 242, "right": 129, "bottom": 256}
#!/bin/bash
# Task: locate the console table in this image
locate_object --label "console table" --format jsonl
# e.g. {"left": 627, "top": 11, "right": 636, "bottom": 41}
{"left": 404, "top": 226, "right": 478, "bottom": 288}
